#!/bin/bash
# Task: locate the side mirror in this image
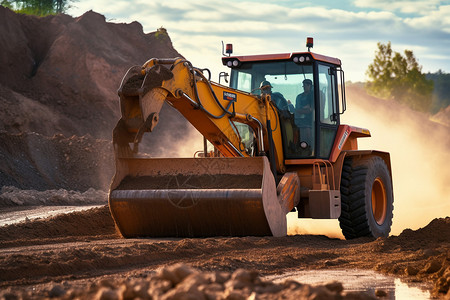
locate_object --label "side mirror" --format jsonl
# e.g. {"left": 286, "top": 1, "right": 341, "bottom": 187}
{"left": 331, "top": 113, "right": 338, "bottom": 122}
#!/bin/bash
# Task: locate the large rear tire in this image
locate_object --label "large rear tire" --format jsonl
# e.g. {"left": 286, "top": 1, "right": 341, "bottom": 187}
{"left": 338, "top": 156, "right": 394, "bottom": 239}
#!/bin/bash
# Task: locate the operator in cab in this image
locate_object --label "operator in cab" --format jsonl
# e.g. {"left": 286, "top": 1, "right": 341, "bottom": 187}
{"left": 260, "top": 80, "right": 293, "bottom": 112}
{"left": 295, "top": 79, "right": 314, "bottom": 147}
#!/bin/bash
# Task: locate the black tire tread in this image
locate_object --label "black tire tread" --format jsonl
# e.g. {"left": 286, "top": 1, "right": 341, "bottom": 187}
{"left": 338, "top": 156, "right": 393, "bottom": 239}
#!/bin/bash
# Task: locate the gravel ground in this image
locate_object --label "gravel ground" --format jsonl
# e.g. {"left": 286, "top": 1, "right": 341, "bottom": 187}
{"left": 0, "top": 205, "right": 448, "bottom": 299}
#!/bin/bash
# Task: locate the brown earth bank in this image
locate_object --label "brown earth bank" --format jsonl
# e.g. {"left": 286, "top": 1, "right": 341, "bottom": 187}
{"left": 0, "top": 6, "right": 182, "bottom": 139}
{"left": 0, "top": 131, "right": 114, "bottom": 191}
{"left": 0, "top": 7, "right": 198, "bottom": 192}
{"left": 0, "top": 207, "right": 449, "bottom": 299}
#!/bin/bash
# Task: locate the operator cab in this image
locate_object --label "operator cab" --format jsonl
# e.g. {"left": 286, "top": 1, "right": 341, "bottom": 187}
{"left": 222, "top": 43, "right": 346, "bottom": 160}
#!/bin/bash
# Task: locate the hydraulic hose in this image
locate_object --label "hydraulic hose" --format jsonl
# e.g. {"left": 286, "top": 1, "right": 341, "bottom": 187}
{"left": 171, "top": 59, "right": 233, "bottom": 119}
{"left": 191, "top": 66, "right": 235, "bottom": 117}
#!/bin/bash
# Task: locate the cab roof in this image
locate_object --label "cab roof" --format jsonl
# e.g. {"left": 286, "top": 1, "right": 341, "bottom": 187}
{"left": 222, "top": 52, "right": 341, "bottom": 66}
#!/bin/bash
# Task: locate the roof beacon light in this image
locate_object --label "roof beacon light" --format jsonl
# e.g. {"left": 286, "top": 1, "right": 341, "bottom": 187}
{"left": 306, "top": 37, "right": 313, "bottom": 52}
{"left": 226, "top": 44, "right": 233, "bottom": 56}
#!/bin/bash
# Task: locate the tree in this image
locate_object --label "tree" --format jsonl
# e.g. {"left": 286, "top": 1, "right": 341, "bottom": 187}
{"left": 2, "top": 0, "right": 72, "bottom": 16}
{"left": 366, "top": 42, "right": 434, "bottom": 112}
{"left": 426, "top": 70, "right": 450, "bottom": 114}
{"left": 1, "top": 0, "right": 13, "bottom": 8}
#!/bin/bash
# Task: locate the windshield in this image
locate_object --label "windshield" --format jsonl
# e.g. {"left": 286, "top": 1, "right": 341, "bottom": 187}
{"left": 230, "top": 61, "right": 313, "bottom": 107}
{"left": 230, "top": 61, "right": 316, "bottom": 158}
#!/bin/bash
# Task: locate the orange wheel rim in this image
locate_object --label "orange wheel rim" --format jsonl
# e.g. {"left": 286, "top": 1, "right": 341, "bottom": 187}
{"left": 372, "top": 177, "right": 387, "bottom": 225}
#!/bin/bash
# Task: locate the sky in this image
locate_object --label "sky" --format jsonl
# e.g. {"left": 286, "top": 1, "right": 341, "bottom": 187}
{"left": 66, "top": 0, "right": 450, "bottom": 82}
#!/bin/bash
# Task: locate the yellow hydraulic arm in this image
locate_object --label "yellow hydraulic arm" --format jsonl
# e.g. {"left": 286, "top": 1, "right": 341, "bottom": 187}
{"left": 113, "top": 58, "right": 285, "bottom": 172}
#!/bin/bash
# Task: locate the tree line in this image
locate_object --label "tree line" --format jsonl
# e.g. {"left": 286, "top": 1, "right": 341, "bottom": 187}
{"left": 426, "top": 70, "right": 450, "bottom": 114}
{"left": 1, "top": 0, "right": 73, "bottom": 15}
{"left": 366, "top": 42, "right": 449, "bottom": 114}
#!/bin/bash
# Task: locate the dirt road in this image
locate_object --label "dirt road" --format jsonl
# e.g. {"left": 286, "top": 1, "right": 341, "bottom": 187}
{"left": 0, "top": 206, "right": 448, "bottom": 299}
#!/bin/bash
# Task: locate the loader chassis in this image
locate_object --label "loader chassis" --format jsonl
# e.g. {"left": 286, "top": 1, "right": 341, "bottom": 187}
{"left": 108, "top": 50, "right": 394, "bottom": 239}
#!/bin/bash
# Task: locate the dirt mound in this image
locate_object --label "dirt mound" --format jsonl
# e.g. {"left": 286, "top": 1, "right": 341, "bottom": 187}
{"left": 0, "top": 131, "right": 114, "bottom": 191}
{"left": 0, "top": 7, "right": 181, "bottom": 138}
{"left": 0, "top": 7, "right": 199, "bottom": 191}
{"left": 395, "top": 217, "right": 450, "bottom": 247}
{"left": 362, "top": 218, "right": 450, "bottom": 295}
{"left": 0, "top": 205, "right": 117, "bottom": 248}
{"left": 0, "top": 186, "right": 107, "bottom": 206}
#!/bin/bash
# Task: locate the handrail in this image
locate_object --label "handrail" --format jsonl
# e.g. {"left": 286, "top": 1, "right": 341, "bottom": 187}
{"left": 312, "top": 160, "right": 335, "bottom": 190}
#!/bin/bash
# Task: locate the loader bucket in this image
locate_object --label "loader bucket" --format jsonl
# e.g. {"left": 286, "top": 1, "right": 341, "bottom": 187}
{"left": 108, "top": 156, "right": 286, "bottom": 237}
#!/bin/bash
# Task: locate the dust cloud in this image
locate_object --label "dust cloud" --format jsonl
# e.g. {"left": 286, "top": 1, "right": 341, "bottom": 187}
{"left": 138, "top": 104, "right": 204, "bottom": 158}
{"left": 147, "top": 86, "right": 449, "bottom": 239}
{"left": 158, "top": 128, "right": 203, "bottom": 158}
{"left": 288, "top": 85, "right": 450, "bottom": 238}
{"left": 343, "top": 86, "right": 450, "bottom": 235}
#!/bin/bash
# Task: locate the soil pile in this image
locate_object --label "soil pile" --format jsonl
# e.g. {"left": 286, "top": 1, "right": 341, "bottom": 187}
{"left": 0, "top": 205, "right": 116, "bottom": 248}
{"left": 0, "top": 132, "right": 114, "bottom": 190}
{"left": 0, "top": 6, "right": 196, "bottom": 191}
{"left": 0, "top": 7, "right": 180, "bottom": 138}
{"left": 0, "top": 186, "right": 107, "bottom": 207}
{"left": 117, "top": 174, "right": 263, "bottom": 190}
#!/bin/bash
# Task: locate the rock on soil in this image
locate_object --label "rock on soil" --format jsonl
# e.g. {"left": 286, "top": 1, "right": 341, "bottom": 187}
{"left": 71, "top": 264, "right": 379, "bottom": 300}
{"left": 1, "top": 263, "right": 379, "bottom": 300}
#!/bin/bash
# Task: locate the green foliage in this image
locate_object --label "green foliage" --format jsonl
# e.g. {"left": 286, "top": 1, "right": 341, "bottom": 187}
{"left": 1, "top": 0, "right": 13, "bottom": 8}
{"left": 366, "top": 42, "right": 434, "bottom": 112}
{"left": 426, "top": 70, "right": 450, "bottom": 114}
{"left": 4, "top": 0, "right": 70, "bottom": 16}
{"left": 155, "top": 27, "right": 168, "bottom": 40}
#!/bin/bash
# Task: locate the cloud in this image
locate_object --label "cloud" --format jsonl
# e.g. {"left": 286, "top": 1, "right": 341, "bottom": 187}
{"left": 353, "top": 0, "right": 443, "bottom": 15}
{"left": 404, "top": 5, "right": 450, "bottom": 33}
{"left": 67, "top": 0, "right": 450, "bottom": 81}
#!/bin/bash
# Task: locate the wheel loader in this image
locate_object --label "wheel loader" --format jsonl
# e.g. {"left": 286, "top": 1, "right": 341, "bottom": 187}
{"left": 109, "top": 38, "right": 394, "bottom": 239}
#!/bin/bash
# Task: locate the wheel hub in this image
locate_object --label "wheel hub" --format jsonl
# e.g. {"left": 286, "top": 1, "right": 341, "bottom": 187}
{"left": 372, "top": 177, "right": 387, "bottom": 225}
